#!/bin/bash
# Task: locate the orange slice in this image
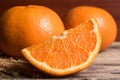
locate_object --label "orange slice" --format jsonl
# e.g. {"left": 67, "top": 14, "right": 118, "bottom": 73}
{"left": 21, "top": 18, "right": 102, "bottom": 76}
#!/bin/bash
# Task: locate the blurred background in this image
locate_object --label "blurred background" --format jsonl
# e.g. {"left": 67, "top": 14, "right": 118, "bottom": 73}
{"left": 0, "top": 0, "right": 119, "bottom": 41}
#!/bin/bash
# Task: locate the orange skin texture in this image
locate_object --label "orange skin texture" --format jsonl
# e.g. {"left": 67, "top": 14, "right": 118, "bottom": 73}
{"left": 64, "top": 6, "right": 117, "bottom": 50}
{"left": 0, "top": 5, "right": 65, "bottom": 57}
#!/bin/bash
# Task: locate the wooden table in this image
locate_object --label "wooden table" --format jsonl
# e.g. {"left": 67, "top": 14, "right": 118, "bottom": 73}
{"left": 0, "top": 42, "right": 120, "bottom": 79}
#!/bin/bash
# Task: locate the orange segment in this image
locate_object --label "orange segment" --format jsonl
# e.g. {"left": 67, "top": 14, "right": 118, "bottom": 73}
{"left": 22, "top": 18, "right": 101, "bottom": 76}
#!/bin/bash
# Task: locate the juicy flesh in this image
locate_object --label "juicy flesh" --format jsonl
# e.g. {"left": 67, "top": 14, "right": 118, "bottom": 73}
{"left": 27, "top": 21, "right": 96, "bottom": 69}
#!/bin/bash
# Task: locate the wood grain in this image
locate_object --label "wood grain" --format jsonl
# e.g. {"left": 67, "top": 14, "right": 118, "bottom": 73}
{"left": 0, "top": 0, "right": 120, "bottom": 41}
{"left": 0, "top": 42, "right": 120, "bottom": 79}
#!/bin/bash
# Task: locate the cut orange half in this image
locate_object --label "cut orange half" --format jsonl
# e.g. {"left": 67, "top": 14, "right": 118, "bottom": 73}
{"left": 21, "top": 18, "right": 102, "bottom": 76}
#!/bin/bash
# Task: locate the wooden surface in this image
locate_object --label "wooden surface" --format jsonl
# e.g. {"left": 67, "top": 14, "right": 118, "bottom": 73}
{"left": 0, "top": 0, "right": 120, "bottom": 41}
{"left": 0, "top": 42, "right": 120, "bottom": 79}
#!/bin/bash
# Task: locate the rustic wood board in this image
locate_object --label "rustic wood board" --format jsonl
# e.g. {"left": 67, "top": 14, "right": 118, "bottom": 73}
{"left": 0, "top": 42, "right": 120, "bottom": 79}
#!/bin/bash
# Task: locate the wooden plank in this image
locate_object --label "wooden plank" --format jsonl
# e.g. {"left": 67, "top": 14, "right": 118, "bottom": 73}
{"left": 0, "top": 42, "right": 120, "bottom": 79}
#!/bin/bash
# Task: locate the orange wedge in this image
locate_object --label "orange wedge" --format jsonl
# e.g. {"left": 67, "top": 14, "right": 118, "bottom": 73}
{"left": 22, "top": 18, "right": 102, "bottom": 76}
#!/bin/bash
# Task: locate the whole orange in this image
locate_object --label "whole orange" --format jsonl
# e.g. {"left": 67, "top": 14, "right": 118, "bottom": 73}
{"left": 64, "top": 6, "right": 117, "bottom": 50}
{"left": 0, "top": 5, "right": 65, "bottom": 57}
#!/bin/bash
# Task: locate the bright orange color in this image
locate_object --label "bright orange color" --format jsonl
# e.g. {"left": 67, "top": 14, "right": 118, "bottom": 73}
{"left": 22, "top": 18, "right": 101, "bottom": 76}
{"left": 0, "top": 5, "right": 65, "bottom": 57}
{"left": 64, "top": 6, "right": 117, "bottom": 50}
